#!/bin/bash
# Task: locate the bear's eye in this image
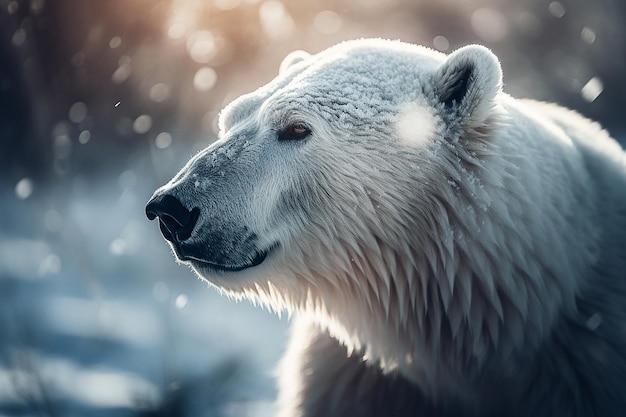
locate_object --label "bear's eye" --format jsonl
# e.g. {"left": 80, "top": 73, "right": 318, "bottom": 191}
{"left": 278, "top": 123, "right": 311, "bottom": 141}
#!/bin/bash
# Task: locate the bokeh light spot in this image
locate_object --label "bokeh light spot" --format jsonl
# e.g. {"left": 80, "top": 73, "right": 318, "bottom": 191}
{"left": 581, "top": 27, "right": 596, "bottom": 45}
{"left": 175, "top": 294, "right": 188, "bottom": 309}
{"left": 471, "top": 8, "right": 508, "bottom": 43}
{"left": 313, "top": 11, "right": 342, "bottom": 35}
{"left": 15, "top": 178, "right": 34, "bottom": 200}
{"left": 193, "top": 67, "right": 217, "bottom": 91}
{"left": 133, "top": 115, "right": 153, "bottom": 134}
{"left": 112, "top": 57, "right": 132, "bottom": 84}
{"left": 110, "top": 238, "right": 127, "bottom": 256}
{"left": 12, "top": 28, "right": 26, "bottom": 46}
{"left": 78, "top": 130, "right": 91, "bottom": 144}
{"left": 30, "top": 0, "right": 44, "bottom": 14}
{"left": 586, "top": 313, "right": 602, "bottom": 330}
{"left": 149, "top": 83, "right": 170, "bottom": 102}
{"left": 187, "top": 30, "right": 217, "bottom": 64}
{"left": 433, "top": 35, "right": 450, "bottom": 51}
{"left": 167, "top": 23, "right": 186, "bottom": 40}
{"left": 155, "top": 132, "right": 173, "bottom": 149}
{"left": 69, "top": 102, "right": 88, "bottom": 124}
{"left": 548, "top": 2, "right": 565, "bottom": 18}
{"left": 7, "top": 1, "right": 18, "bottom": 14}
{"left": 109, "top": 36, "right": 122, "bottom": 49}
{"left": 260, "top": 0, "right": 295, "bottom": 41}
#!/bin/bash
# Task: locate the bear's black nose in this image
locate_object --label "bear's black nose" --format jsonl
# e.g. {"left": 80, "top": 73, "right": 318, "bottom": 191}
{"left": 146, "top": 194, "right": 200, "bottom": 242}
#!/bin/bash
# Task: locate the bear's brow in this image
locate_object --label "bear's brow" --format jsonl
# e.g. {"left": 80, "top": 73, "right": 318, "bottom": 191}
{"left": 220, "top": 96, "right": 263, "bottom": 132}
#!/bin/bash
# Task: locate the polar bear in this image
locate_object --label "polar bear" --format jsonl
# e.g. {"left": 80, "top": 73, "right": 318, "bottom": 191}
{"left": 146, "top": 39, "right": 626, "bottom": 416}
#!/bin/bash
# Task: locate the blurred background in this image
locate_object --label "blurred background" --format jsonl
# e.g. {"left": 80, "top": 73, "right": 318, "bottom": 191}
{"left": 0, "top": 0, "right": 624, "bottom": 416}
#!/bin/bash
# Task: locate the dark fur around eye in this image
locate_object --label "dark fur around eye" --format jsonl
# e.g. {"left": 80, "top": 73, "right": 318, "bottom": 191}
{"left": 278, "top": 123, "right": 312, "bottom": 141}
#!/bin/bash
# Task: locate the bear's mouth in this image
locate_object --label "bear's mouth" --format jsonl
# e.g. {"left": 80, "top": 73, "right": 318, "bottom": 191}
{"left": 178, "top": 243, "right": 278, "bottom": 273}
{"left": 188, "top": 251, "right": 267, "bottom": 272}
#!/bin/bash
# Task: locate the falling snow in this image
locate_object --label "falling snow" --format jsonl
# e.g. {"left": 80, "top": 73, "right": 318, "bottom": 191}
{"left": 581, "top": 77, "right": 604, "bottom": 102}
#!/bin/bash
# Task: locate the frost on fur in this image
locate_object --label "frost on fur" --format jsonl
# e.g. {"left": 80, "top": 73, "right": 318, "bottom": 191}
{"left": 147, "top": 39, "right": 626, "bottom": 417}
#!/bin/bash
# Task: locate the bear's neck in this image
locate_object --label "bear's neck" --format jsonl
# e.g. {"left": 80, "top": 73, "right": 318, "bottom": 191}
{"left": 292, "top": 143, "right": 594, "bottom": 398}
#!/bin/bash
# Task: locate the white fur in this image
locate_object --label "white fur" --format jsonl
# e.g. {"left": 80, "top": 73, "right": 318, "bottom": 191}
{"left": 150, "top": 39, "right": 626, "bottom": 417}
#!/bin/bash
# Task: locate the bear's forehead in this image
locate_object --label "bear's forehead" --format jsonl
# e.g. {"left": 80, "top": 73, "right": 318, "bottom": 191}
{"left": 281, "top": 43, "right": 442, "bottom": 103}
{"left": 222, "top": 40, "right": 443, "bottom": 133}
{"left": 269, "top": 44, "right": 442, "bottom": 126}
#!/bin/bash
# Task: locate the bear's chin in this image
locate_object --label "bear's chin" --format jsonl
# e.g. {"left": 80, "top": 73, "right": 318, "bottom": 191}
{"left": 185, "top": 243, "right": 279, "bottom": 278}
{"left": 190, "top": 251, "right": 267, "bottom": 273}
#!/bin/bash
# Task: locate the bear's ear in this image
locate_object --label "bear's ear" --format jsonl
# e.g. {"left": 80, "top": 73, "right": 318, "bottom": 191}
{"left": 279, "top": 50, "right": 311, "bottom": 74}
{"left": 434, "top": 45, "right": 502, "bottom": 125}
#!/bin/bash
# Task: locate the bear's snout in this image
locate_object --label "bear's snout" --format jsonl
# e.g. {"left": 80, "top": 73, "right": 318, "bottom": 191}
{"left": 146, "top": 194, "right": 200, "bottom": 243}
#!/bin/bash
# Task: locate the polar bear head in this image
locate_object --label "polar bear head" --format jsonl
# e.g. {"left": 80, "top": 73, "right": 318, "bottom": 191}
{"left": 146, "top": 39, "right": 585, "bottom": 373}
{"left": 146, "top": 39, "right": 501, "bottom": 284}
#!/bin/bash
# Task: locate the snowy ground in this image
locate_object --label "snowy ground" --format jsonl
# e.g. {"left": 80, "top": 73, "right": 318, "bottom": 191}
{"left": 0, "top": 158, "right": 289, "bottom": 417}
